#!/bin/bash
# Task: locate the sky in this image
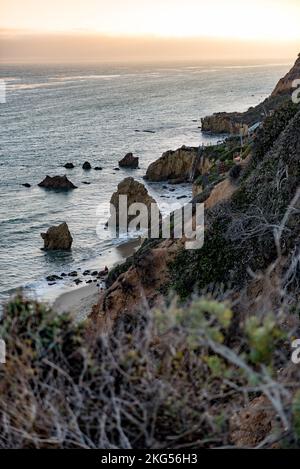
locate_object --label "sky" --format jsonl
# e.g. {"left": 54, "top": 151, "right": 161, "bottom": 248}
{"left": 1, "top": 0, "right": 300, "bottom": 62}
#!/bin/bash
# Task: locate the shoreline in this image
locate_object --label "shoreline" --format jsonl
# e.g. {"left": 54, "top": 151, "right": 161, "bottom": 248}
{"left": 52, "top": 237, "right": 141, "bottom": 321}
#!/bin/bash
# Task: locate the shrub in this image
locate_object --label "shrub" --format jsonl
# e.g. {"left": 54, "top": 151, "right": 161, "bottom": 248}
{"left": 1, "top": 294, "right": 299, "bottom": 448}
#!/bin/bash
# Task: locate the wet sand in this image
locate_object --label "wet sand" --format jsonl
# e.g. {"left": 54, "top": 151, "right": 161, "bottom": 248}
{"left": 53, "top": 238, "right": 141, "bottom": 321}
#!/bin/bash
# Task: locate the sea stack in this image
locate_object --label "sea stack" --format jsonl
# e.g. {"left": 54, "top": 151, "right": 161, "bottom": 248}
{"left": 109, "top": 177, "right": 159, "bottom": 229}
{"left": 118, "top": 152, "right": 139, "bottom": 169}
{"left": 41, "top": 222, "right": 73, "bottom": 250}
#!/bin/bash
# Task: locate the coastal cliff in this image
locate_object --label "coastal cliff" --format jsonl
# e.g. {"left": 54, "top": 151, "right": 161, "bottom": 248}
{"left": 271, "top": 53, "right": 300, "bottom": 97}
{"left": 201, "top": 54, "right": 300, "bottom": 134}
{"left": 3, "top": 55, "right": 300, "bottom": 450}
{"left": 89, "top": 95, "right": 300, "bottom": 331}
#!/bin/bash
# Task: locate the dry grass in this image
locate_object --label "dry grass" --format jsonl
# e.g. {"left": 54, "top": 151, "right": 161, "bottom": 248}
{"left": 0, "top": 289, "right": 300, "bottom": 449}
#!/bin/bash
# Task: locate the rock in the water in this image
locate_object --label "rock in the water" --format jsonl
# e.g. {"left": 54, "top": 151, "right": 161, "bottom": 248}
{"left": 145, "top": 146, "right": 209, "bottom": 182}
{"left": 201, "top": 113, "right": 244, "bottom": 134}
{"left": 46, "top": 274, "right": 62, "bottom": 282}
{"left": 109, "top": 177, "right": 159, "bottom": 229}
{"left": 64, "top": 163, "right": 74, "bottom": 169}
{"left": 38, "top": 175, "right": 77, "bottom": 190}
{"left": 118, "top": 152, "right": 139, "bottom": 169}
{"left": 82, "top": 161, "right": 92, "bottom": 170}
{"left": 68, "top": 271, "right": 78, "bottom": 277}
{"left": 41, "top": 222, "right": 73, "bottom": 250}
{"left": 94, "top": 166, "right": 103, "bottom": 171}
{"left": 22, "top": 183, "right": 31, "bottom": 188}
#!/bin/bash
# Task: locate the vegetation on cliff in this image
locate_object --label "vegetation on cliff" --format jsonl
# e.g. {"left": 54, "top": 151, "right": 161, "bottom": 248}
{"left": 171, "top": 102, "right": 300, "bottom": 298}
{"left": 1, "top": 294, "right": 300, "bottom": 449}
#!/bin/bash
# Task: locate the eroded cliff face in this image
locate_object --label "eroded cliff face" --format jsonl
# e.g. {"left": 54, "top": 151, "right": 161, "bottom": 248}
{"left": 88, "top": 102, "right": 300, "bottom": 335}
{"left": 271, "top": 53, "right": 300, "bottom": 97}
{"left": 87, "top": 174, "right": 238, "bottom": 334}
{"left": 88, "top": 239, "right": 182, "bottom": 335}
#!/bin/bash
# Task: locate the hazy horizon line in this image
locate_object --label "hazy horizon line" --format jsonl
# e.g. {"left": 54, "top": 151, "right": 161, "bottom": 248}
{"left": 1, "top": 30, "right": 299, "bottom": 63}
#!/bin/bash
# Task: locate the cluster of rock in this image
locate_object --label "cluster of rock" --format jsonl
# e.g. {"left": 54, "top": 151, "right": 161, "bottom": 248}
{"left": 46, "top": 267, "right": 109, "bottom": 286}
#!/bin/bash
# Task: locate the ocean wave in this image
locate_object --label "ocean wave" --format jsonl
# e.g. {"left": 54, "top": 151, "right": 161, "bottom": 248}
{"left": 51, "top": 74, "right": 121, "bottom": 81}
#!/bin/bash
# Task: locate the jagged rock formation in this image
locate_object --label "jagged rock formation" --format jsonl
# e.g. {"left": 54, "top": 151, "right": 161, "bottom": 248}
{"left": 271, "top": 53, "right": 300, "bottom": 97}
{"left": 145, "top": 146, "right": 212, "bottom": 182}
{"left": 38, "top": 175, "right": 77, "bottom": 190}
{"left": 41, "top": 222, "right": 73, "bottom": 250}
{"left": 109, "top": 177, "right": 159, "bottom": 230}
{"left": 201, "top": 54, "right": 300, "bottom": 134}
{"left": 118, "top": 152, "right": 139, "bottom": 169}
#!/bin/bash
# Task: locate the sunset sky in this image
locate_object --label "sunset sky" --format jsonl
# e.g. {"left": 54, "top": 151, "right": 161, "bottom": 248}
{"left": 1, "top": 0, "right": 300, "bottom": 62}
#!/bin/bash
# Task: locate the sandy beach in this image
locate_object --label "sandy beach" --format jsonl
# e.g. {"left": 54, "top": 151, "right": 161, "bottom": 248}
{"left": 53, "top": 237, "right": 141, "bottom": 321}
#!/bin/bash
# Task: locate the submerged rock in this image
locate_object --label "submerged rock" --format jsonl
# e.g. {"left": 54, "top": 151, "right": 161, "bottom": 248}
{"left": 68, "top": 271, "right": 78, "bottom": 277}
{"left": 22, "top": 183, "right": 31, "bottom": 188}
{"left": 46, "top": 274, "right": 62, "bottom": 282}
{"left": 94, "top": 166, "right": 103, "bottom": 171}
{"left": 64, "top": 163, "right": 74, "bottom": 169}
{"left": 118, "top": 152, "right": 139, "bottom": 169}
{"left": 38, "top": 175, "right": 77, "bottom": 190}
{"left": 41, "top": 222, "right": 73, "bottom": 250}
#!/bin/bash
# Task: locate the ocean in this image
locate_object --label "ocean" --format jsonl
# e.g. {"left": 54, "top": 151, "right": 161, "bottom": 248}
{"left": 0, "top": 60, "right": 291, "bottom": 307}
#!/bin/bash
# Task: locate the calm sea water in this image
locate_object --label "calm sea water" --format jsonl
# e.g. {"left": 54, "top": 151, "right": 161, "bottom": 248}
{"left": 0, "top": 61, "right": 291, "bottom": 306}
